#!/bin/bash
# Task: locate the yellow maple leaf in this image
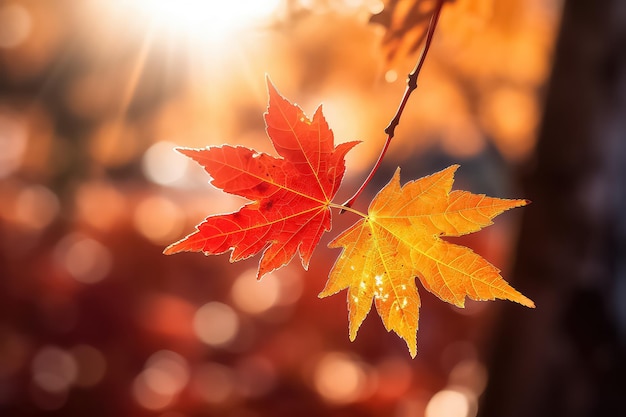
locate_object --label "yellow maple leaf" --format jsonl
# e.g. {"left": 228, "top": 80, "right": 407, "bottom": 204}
{"left": 319, "top": 165, "right": 534, "bottom": 357}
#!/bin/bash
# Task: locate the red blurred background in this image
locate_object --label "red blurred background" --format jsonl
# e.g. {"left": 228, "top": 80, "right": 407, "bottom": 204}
{"left": 5, "top": 1, "right": 624, "bottom": 417}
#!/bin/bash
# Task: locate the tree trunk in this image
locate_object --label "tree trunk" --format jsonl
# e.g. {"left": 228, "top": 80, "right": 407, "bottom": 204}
{"left": 479, "top": 0, "right": 626, "bottom": 416}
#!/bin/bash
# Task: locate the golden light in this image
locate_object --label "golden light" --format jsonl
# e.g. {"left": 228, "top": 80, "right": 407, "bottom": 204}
{"left": 128, "top": 0, "right": 281, "bottom": 43}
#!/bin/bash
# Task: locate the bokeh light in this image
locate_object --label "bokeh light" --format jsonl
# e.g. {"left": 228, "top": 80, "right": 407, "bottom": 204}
{"left": 133, "top": 194, "right": 185, "bottom": 244}
{"left": 448, "top": 359, "right": 488, "bottom": 397}
{"left": 425, "top": 388, "right": 477, "bottom": 417}
{"left": 193, "top": 302, "right": 240, "bottom": 347}
{"left": 133, "top": 374, "right": 174, "bottom": 411}
{"left": 31, "top": 346, "right": 78, "bottom": 394}
{"left": 133, "top": 350, "right": 190, "bottom": 410}
{"left": 273, "top": 267, "right": 304, "bottom": 306}
{"left": 313, "top": 352, "right": 368, "bottom": 405}
{"left": 14, "top": 185, "right": 60, "bottom": 230}
{"left": 231, "top": 268, "right": 281, "bottom": 314}
{"left": 74, "top": 181, "right": 127, "bottom": 231}
{"left": 0, "top": 111, "right": 28, "bottom": 178}
{"left": 142, "top": 142, "right": 190, "bottom": 186}
{"left": 384, "top": 69, "right": 398, "bottom": 83}
{"left": 144, "top": 351, "right": 190, "bottom": 396}
{"left": 54, "top": 234, "right": 112, "bottom": 284}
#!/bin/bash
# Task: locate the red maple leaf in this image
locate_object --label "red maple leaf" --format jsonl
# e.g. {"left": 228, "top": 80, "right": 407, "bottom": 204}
{"left": 164, "top": 78, "right": 359, "bottom": 278}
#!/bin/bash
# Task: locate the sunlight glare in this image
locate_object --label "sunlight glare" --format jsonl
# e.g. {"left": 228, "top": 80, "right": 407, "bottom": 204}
{"left": 130, "top": 0, "right": 281, "bottom": 42}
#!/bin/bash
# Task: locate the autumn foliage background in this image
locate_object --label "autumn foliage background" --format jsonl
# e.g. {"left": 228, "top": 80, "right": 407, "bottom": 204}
{"left": 1, "top": 1, "right": 624, "bottom": 417}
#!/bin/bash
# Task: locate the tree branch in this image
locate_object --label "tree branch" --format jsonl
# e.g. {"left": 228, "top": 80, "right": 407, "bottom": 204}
{"left": 341, "top": 0, "right": 444, "bottom": 211}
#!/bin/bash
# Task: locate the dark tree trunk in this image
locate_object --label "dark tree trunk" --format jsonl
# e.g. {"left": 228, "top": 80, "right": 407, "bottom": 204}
{"left": 479, "top": 0, "right": 626, "bottom": 416}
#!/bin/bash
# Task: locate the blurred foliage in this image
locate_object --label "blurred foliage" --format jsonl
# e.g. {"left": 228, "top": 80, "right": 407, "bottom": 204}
{"left": 0, "top": 0, "right": 560, "bottom": 416}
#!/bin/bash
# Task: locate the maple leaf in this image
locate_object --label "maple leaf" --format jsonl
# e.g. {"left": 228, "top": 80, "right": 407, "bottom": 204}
{"left": 319, "top": 165, "right": 534, "bottom": 357}
{"left": 164, "top": 78, "right": 359, "bottom": 278}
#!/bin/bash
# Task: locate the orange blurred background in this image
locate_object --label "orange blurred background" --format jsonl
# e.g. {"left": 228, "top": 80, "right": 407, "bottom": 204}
{"left": 0, "top": 1, "right": 562, "bottom": 416}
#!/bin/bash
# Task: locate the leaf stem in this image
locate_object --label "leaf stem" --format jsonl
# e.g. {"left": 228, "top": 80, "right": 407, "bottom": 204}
{"left": 329, "top": 202, "right": 367, "bottom": 218}
{"left": 341, "top": 0, "right": 444, "bottom": 211}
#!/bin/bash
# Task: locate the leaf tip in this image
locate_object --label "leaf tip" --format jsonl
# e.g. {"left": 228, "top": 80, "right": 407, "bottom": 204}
{"left": 446, "top": 164, "right": 461, "bottom": 177}
{"left": 318, "top": 280, "right": 342, "bottom": 298}
{"left": 348, "top": 314, "right": 367, "bottom": 342}
{"left": 174, "top": 147, "right": 199, "bottom": 159}
{"left": 317, "top": 288, "right": 331, "bottom": 298}
{"left": 518, "top": 295, "right": 536, "bottom": 309}
{"left": 265, "top": 74, "right": 278, "bottom": 97}
{"left": 400, "top": 333, "right": 418, "bottom": 358}
{"left": 255, "top": 263, "right": 272, "bottom": 281}
{"left": 348, "top": 327, "right": 358, "bottom": 342}
{"left": 162, "top": 243, "right": 179, "bottom": 255}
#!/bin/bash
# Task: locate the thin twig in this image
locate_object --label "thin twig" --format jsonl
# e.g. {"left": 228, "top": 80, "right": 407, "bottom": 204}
{"left": 341, "top": 0, "right": 444, "bottom": 211}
